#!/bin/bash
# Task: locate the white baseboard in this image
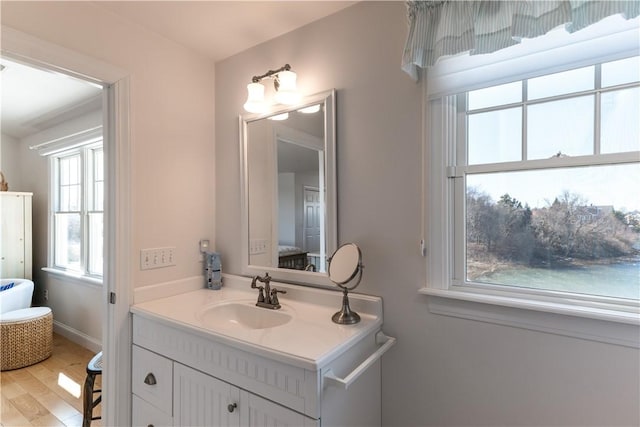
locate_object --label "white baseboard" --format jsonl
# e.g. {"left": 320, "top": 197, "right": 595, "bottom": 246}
{"left": 53, "top": 320, "right": 102, "bottom": 353}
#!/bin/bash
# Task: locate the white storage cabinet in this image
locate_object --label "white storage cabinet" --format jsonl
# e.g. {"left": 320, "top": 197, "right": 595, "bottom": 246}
{"left": 0, "top": 192, "right": 32, "bottom": 279}
{"left": 131, "top": 314, "right": 384, "bottom": 427}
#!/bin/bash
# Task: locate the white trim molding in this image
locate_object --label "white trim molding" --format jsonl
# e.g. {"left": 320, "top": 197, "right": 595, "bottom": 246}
{"left": 420, "top": 288, "right": 640, "bottom": 348}
{"left": 53, "top": 320, "right": 102, "bottom": 354}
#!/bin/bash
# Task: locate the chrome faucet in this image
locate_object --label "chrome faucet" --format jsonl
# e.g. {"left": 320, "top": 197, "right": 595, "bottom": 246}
{"left": 251, "top": 273, "right": 286, "bottom": 309}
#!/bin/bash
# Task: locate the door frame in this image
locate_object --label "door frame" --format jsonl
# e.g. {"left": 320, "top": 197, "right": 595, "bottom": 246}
{"left": 1, "top": 26, "right": 132, "bottom": 426}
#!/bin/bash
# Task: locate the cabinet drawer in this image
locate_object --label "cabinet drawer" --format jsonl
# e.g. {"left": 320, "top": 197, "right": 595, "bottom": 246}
{"left": 132, "top": 394, "right": 173, "bottom": 427}
{"left": 132, "top": 345, "right": 173, "bottom": 414}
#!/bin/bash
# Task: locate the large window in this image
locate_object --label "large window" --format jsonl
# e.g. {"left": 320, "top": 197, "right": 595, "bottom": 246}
{"left": 52, "top": 144, "right": 103, "bottom": 278}
{"left": 424, "top": 16, "right": 640, "bottom": 329}
{"left": 457, "top": 56, "right": 639, "bottom": 301}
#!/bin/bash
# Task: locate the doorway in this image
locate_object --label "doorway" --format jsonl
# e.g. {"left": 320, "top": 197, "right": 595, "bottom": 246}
{"left": 1, "top": 55, "right": 104, "bottom": 350}
{"left": 1, "top": 26, "right": 132, "bottom": 427}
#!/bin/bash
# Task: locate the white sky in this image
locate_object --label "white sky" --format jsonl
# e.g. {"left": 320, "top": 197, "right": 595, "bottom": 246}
{"left": 468, "top": 163, "right": 640, "bottom": 212}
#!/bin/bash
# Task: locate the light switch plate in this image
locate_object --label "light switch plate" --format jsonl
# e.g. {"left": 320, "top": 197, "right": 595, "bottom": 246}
{"left": 141, "top": 247, "right": 176, "bottom": 270}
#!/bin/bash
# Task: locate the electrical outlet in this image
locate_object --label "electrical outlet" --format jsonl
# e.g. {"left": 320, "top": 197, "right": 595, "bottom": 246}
{"left": 141, "top": 247, "right": 176, "bottom": 270}
{"left": 44, "top": 289, "right": 49, "bottom": 301}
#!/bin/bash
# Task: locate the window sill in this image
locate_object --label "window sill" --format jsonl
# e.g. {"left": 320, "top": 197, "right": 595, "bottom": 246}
{"left": 419, "top": 287, "right": 640, "bottom": 348}
{"left": 42, "top": 267, "right": 103, "bottom": 288}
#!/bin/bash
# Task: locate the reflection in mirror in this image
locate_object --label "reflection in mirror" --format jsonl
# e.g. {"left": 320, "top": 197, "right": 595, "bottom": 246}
{"left": 241, "top": 90, "right": 336, "bottom": 283}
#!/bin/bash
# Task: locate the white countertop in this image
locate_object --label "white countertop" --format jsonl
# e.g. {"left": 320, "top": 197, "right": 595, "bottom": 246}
{"left": 130, "top": 274, "right": 383, "bottom": 369}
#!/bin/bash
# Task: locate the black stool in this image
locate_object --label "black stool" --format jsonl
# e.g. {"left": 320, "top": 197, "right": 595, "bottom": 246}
{"left": 82, "top": 351, "right": 103, "bottom": 427}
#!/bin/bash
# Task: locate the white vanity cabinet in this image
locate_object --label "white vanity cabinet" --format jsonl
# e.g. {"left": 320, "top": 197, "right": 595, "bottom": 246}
{"left": 131, "top": 311, "right": 386, "bottom": 427}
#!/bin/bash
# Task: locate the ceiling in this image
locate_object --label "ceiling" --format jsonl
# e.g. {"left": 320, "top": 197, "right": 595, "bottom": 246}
{"left": 93, "top": 1, "right": 356, "bottom": 62}
{"left": 1, "top": 1, "right": 355, "bottom": 141}
{"left": 0, "top": 58, "right": 103, "bottom": 139}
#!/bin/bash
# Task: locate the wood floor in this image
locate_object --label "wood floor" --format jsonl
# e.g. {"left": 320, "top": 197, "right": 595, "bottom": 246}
{"left": 1, "top": 333, "right": 102, "bottom": 427}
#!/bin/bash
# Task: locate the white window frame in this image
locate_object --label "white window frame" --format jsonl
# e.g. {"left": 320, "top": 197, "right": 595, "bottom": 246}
{"left": 420, "top": 16, "right": 640, "bottom": 347}
{"left": 48, "top": 142, "right": 104, "bottom": 283}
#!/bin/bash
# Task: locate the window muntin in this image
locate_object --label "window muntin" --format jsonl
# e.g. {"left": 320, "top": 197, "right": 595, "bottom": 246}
{"left": 52, "top": 144, "right": 103, "bottom": 278}
{"left": 457, "top": 56, "right": 640, "bottom": 302}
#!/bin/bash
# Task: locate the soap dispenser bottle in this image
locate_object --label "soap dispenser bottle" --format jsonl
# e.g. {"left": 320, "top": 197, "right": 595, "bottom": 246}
{"left": 205, "top": 251, "right": 223, "bottom": 290}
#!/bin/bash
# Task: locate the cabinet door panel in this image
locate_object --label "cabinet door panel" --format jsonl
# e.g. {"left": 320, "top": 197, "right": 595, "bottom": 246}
{"left": 242, "top": 390, "right": 319, "bottom": 427}
{"left": 0, "top": 194, "right": 26, "bottom": 278}
{"left": 174, "top": 363, "right": 240, "bottom": 427}
{"left": 132, "top": 394, "right": 173, "bottom": 427}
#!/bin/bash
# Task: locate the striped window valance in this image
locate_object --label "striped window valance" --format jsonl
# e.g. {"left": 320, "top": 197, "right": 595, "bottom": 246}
{"left": 402, "top": 0, "right": 640, "bottom": 78}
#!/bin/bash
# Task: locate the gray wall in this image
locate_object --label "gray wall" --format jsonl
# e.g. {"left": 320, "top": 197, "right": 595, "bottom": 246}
{"left": 1, "top": 133, "right": 23, "bottom": 191}
{"left": 216, "top": 2, "right": 640, "bottom": 426}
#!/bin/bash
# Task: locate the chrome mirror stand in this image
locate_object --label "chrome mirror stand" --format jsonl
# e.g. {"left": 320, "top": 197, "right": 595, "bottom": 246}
{"left": 332, "top": 285, "right": 361, "bottom": 325}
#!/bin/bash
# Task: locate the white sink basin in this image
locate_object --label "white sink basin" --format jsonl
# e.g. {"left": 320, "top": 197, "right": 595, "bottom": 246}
{"left": 196, "top": 302, "right": 292, "bottom": 331}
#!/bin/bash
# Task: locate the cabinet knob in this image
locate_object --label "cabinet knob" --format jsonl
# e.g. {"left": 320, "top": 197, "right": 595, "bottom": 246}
{"left": 227, "top": 402, "right": 237, "bottom": 413}
{"left": 143, "top": 373, "right": 157, "bottom": 385}
{"left": 147, "top": 425, "right": 154, "bottom": 427}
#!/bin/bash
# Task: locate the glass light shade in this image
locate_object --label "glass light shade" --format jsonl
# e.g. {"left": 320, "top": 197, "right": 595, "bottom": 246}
{"left": 243, "top": 82, "right": 266, "bottom": 113}
{"left": 274, "top": 70, "right": 301, "bottom": 105}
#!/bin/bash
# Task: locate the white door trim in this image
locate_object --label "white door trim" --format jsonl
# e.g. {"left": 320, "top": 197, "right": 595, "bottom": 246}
{"left": 1, "top": 25, "right": 132, "bottom": 427}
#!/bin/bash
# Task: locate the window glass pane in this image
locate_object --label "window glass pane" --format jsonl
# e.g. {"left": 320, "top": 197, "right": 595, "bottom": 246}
{"left": 528, "top": 66, "right": 594, "bottom": 100}
{"left": 602, "top": 56, "right": 640, "bottom": 87}
{"left": 69, "top": 184, "right": 81, "bottom": 211}
{"left": 59, "top": 187, "right": 69, "bottom": 212}
{"left": 93, "top": 148, "right": 104, "bottom": 211}
{"left": 60, "top": 155, "right": 81, "bottom": 185}
{"left": 94, "top": 149, "right": 103, "bottom": 181}
{"left": 94, "top": 182, "right": 104, "bottom": 212}
{"left": 527, "top": 96, "right": 594, "bottom": 159}
{"left": 467, "top": 107, "right": 522, "bottom": 165}
{"left": 88, "top": 212, "right": 103, "bottom": 276}
{"left": 466, "top": 164, "right": 640, "bottom": 300}
{"left": 468, "top": 81, "right": 522, "bottom": 110}
{"left": 70, "top": 156, "right": 80, "bottom": 184}
{"left": 601, "top": 87, "right": 640, "bottom": 153}
{"left": 55, "top": 213, "right": 81, "bottom": 271}
{"left": 59, "top": 158, "right": 69, "bottom": 185}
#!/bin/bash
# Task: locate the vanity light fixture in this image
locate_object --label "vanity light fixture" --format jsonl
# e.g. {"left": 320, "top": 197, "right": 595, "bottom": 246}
{"left": 243, "top": 64, "right": 301, "bottom": 113}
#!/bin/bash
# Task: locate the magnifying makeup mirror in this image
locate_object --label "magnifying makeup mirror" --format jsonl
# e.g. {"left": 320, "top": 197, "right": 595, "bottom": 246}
{"left": 328, "top": 243, "right": 363, "bottom": 325}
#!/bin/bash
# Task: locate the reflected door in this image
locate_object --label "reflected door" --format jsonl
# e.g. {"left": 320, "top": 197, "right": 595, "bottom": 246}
{"left": 303, "top": 187, "right": 321, "bottom": 253}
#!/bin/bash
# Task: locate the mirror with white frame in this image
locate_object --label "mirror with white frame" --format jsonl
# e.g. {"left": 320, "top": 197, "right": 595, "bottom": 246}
{"left": 240, "top": 90, "right": 336, "bottom": 286}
